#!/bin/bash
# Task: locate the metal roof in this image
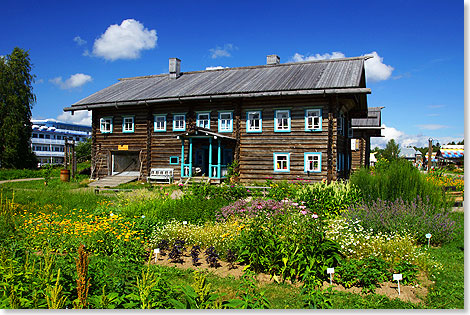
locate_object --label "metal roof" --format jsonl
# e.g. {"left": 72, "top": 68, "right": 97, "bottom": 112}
{"left": 399, "top": 147, "right": 417, "bottom": 159}
{"left": 351, "top": 106, "right": 383, "bottom": 129}
{"left": 65, "top": 56, "right": 370, "bottom": 111}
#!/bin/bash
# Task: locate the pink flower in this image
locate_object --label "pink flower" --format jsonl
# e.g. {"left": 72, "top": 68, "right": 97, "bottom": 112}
{"left": 301, "top": 210, "right": 307, "bottom": 215}
{"left": 312, "top": 213, "right": 318, "bottom": 219}
{"left": 299, "top": 205, "right": 306, "bottom": 210}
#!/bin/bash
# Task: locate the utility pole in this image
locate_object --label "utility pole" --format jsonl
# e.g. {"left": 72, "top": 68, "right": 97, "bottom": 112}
{"left": 427, "top": 138, "right": 432, "bottom": 172}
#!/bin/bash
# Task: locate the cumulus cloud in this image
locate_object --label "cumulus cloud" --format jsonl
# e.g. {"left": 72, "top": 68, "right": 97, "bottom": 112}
{"left": 50, "top": 73, "right": 93, "bottom": 89}
{"left": 205, "top": 66, "right": 228, "bottom": 70}
{"left": 289, "top": 51, "right": 394, "bottom": 82}
{"left": 209, "top": 44, "right": 236, "bottom": 59}
{"left": 73, "top": 36, "right": 87, "bottom": 46}
{"left": 92, "top": 19, "right": 157, "bottom": 61}
{"left": 57, "top": 111, "right": 92, "bottom": 126}
{"left": 370, "top": 124, "right": 461, "bottom": 149}
{"left": 363, "top": 51, "right": 394, "bottom": 82}
{"left": 416, "top": 124, "right": 449, "bottom": 130}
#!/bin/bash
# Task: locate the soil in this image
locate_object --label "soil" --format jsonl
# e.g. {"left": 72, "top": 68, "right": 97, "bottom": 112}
{"left": 150, "top": 248, "right": 431, "bottom": 305}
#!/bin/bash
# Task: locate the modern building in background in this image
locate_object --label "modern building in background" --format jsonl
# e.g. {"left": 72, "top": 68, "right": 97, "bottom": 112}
{"left": 31, "top": 119, "right": 91, "bottom": 166}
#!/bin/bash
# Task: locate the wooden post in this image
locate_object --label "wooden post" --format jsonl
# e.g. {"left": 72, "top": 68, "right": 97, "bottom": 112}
{"left": 234, "top": 100, "right": 241, "bottom": 177}
{"left": 71, "top": 139, "right": 76, "bottom": 178}
{"left": 146, "top": 107, "right": 152, "bottom": 179}
{"left": 209, "top": 137, "right": 213, "bottom": 177}
{"left": 181, "top": 139, "right": 185, "bottom": 178}
{"left": 217, "top": 139, "right": 222, "bottom": 178}
{"left": 189, "top": 138, "right": 193, "bottom": 177}
{"left": 428, "top": 139, "right": 432, "bottom": 172}
{"left": 64, "top": 137, "right": 69, "bottom": 170}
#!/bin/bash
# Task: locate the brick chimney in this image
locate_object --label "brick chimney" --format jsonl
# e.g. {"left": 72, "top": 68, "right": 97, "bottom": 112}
{"left": 169, "top": 58, "right": 181, "bottom": 79}
{"left": 267, "top": 54, "right": 280, "bottom": 65}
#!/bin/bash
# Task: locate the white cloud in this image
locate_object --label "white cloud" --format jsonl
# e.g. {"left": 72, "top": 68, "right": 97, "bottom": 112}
{"left": 290, "top": 52, "right": 345, "bottom": 62}
{"left": 57, "top": 111, "right": 92, "bottom": 126}
{"left": 363, "top": 51, "right": 394, "bottom": 82}
{"left": 205, "top": 66, "right": 228, "bottom": 70}
{"left": 50, "top": 73, "right": 93, "bottom": 89}
{"left": 416, "top": 124, "right": 449, "bottom": 130}
{"left": 371, "top": 124, "right": 462, "bottom": 149}
{"left": 209, "top": 44, "right": 236, "bottom": 59}
{"left": 73, "top": 36, "right": 87, "bottom": 46}
{"left": 92, "top": 19, "right": 157, "bottom": 61}
{"left": 289, "top": 51, "right": 394, "bottom": 82}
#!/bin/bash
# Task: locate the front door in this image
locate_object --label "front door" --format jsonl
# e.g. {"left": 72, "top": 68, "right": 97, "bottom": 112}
{"left": 112, "top": 151, "right": 140, "bottom": 176}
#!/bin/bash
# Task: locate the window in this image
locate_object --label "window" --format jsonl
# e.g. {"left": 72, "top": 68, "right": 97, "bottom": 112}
{"left": 100, "top": 117, "right": 113, "bottom": 133}
{"left": 122, "top": 116, "right": 134, "bottom": 133}
{"left": 348, "top": 125, "right": 353, "bottom": 138}
{"left": 196, "top": 112, "right": 210, "bottom": 129}
{"left": 45, "top": 134, "right": 50, "bottom": 139}
{"left": 273, "top": 153, "right": 290, "bottom": 172}
{"left": 173, "top": 114, "right": 186, "bottom": 131}
{"left": 39, "top": 134, "right": 44, "bottom": 139}
{"left": 32, "top": 133, "right": 38, "bottom": 138}
{"left": 304, "top": 152, "right": 322, "bottom": 173}
{"left": 169, "top": 156, "right": 179, "bottom": 164}
{"left": 218, "top": 112, "right": 233, "bottom": 132}
{"left": 154, "top": 115, "right": 167, "bottom": 132}
{"left": 246, "top": 111, "right": 262, "bottom": 132}
{"left": 337, "top": 114, "right": 344, "bottom": 135}
{"left": 223, "top": 149, "right": 233, "bottom": 165}
{"left": 337, "top": 152, "right": 344, "bottom": 171}
{"left": 275, "top": 110, "right": 291, "bottom": 132}
{"left": 305, "top": 108, "right": 322, "bottom": 131}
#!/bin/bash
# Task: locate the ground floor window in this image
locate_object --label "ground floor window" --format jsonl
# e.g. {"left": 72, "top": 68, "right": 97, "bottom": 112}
{"left": 304, "top": 152, "right": 321, "bottom": 173}
{"left": 274, "top": 153, "right": 290, "bottom": 172}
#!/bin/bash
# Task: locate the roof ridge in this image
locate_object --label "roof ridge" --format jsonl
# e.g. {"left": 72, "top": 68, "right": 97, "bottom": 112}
{"left": 118, "top": 55, "right": 370, "bottom": 81}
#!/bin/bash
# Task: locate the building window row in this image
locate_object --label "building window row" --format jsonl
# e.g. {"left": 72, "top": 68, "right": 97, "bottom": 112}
{"left": 32, "top": 145, "right": 64, "bottom": 152}
{"left": 100, "top": 108, "right": 323, "bottom": 134}
{"left": 273, "top": 152, "right": 322, "bottom": 173}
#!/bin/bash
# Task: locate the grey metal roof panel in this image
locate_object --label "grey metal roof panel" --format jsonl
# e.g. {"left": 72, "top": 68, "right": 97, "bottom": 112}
{"left": 351, "top": 106, "right": 383, "bottom": 128}
{"left": 72, "top": 57, "right": 367, "bottom": 107}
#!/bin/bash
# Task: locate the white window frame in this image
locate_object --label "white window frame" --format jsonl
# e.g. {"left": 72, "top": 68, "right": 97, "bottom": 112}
{"left": 305, "top": 108, "right": 322, "bottom": 131}
{"left": 304, "top": 152, "right": 322, "bottom": 173}
{"left": 173, "top": 114, "right": 186, "bottom": 131}
{"left": 274, "top": 110, "right": 291, "bottom": 132}
{"left": 122, "top": 116, "right": 134, "bottom": 133}
{"left": 100, "top": 117, "right": 113, "bottom": 133}
{"left": 218, "top": 111, "right": 233, "bottom": 133}
{"left": 196, "top": 112, "right": 211, "bottom": 129}
{"left": 273, "top": 153, "right": 290, "bottom": 172}
{"left": 246, "top": 110, "right": 262, "bottom": 133}
{"left": 154, "top": 114, "right": 167, "bottom": 132}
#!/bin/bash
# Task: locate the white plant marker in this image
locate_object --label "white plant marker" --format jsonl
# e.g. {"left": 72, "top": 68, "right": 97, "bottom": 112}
{"left": 426, "top": 233, "right": 432, "bottom": 248}
{"left": 154, "top": 248, "right": 160, "bottom": 263}
{"left": 327, "top": 268, "right": 335, "bottom": 285}
{"left": 393, "top": 273, "right": 402, "bottom": 295}
{"left": 183, "top": 221, "right": 188, "bottom": 225}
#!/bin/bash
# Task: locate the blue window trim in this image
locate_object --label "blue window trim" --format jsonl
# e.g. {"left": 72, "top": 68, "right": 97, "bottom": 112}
{"left": 304, "top": 152, "right": 322, "bottom": 173}
{"left": 304, "top": 108, "right": 322, "bottom": 132}
{"left": 173, "top": 113, "right": 186, "bottom": 131}
{"left": 273, "top": 152, "right": 290, "bottom": 172}
{"left": 274, "top": 109, "right": 291, "bottom": 132}
{"left": 218, "top": 111, "right": 233, "bottom": 133}
{"left": 154, "top": 114, "right": 167, "bottom": 132}
{"left": 246, "top": 110, "right": 262, "bottom": 133}
{"left": 337, "top": 152, "right": 344, "bottom": 171}
{"left": 100, "top": 117, "right": 113, "bottom": 134}
{"left": 122, "top": 116, "right": 135, "bottom": 133}
{"left": 196, "top": 112, "right": 211, "bottom": 129}
{"left": 169, "top": 156, "right": 179, "bottom": 165}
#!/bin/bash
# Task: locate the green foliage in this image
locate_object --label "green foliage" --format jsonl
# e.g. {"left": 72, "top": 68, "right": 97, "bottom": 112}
{"left": 41, "top": 164, "right": 54, "bottom": 185}
{"left": 224, "top": 269, "right": 271, "bottom": 309}
{"left": 381, "top": 139, "right": 400, "bottom": 161}
{"left": 335, "top": 256, "right": 390, "bottom": 293}
{"left": 393, "top": 261, "right": 418, "bottom": 285}
{"left": 171, "top": 270, "right": 222, "bottom": 309}
{"left": 293, "top": 181, "right": 362, "bottom": 218}
{"left": 0, "top": 48, "right": 37, "bottom": 169}
{"left": 75, "top": 138, "right": 92, "bottom": 162}
{"left": 224, "top": 160, "right": 240, "bottom": 183}
{"left": 188, "top": 181, "right": 248, "bottom": 202}
{"left": 301, "top": 284, "right": 334, "bottom": 309}
{"left": 350, "top": 158, "right": 450, "bottom": 210}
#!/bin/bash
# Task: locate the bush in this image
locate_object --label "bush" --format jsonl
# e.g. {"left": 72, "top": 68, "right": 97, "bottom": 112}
{"left": 335, "top": 256, "right": 390, "bottom": 292}
{"left": 344, "top": 197, "right": 456, "bottom": 245}
{"left": 350, "top": 159, "right": 450, "bottom": 211}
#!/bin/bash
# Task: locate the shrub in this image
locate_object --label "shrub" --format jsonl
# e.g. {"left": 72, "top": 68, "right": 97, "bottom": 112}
{"left": 344, "top": 197, "right": 456, "bottom": 245}
{"left": 335, "top": 256, "right": 390, "bottom": 292}
{"left": 350, "top": 159, "right": 450, "bottom": 210}
{"left": 216, "top": 198, "right": 300, "bottom": 222}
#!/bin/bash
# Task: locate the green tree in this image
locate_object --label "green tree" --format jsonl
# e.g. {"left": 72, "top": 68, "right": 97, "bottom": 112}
{"left": 75, "top": 138, "right": 92, "bottom": 162}
{"left": 0, "top": 47, "right": 37, "bottom": 168}
{"left": 381, "top": 139, "right": 400, "bottom": 161}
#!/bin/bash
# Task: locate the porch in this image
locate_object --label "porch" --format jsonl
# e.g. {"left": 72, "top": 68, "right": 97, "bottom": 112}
{"left": 177, "top": 127, "right": 235, "bottom": 180}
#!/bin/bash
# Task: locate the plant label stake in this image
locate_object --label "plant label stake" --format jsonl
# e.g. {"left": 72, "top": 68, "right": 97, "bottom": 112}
{"left": 327, "top": 268, "right": 334, "bottom": 285}
{"left": 183, "top": 221, "right": 188, "bottom": 225}
{"left": 393, "top": 273, "right": 402, "bottom": 295}
{"left": 154, "top": 248, "right": 160, "bottom": 263}
{"left": 426, "top": 233, "right": 432, "bottom": 248}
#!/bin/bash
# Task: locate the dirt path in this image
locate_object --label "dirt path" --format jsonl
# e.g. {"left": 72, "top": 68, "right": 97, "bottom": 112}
{"left": 0, "top": 177, "right": 44, "bottom": 185}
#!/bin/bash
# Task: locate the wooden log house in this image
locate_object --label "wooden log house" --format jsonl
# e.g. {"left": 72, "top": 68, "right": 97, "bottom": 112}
{"left": 63, "top": 55, "right": 374, "bottom": 183}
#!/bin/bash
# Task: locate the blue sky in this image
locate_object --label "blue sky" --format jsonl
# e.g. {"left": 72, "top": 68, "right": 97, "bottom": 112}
{"left": 1, "top": 0, "right": 463, "bottom": 148}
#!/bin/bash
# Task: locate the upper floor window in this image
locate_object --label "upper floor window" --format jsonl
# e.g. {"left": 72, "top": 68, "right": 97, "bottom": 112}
{"left": 274, "top": 153, "right": 290, "bottom": 172}
{"left": 305, "top": 108, "right": 322, "bottom": 131}
{"left": 246, "top": 111, "right": 262, "bottom": 133}
{"left": 275, "top": 110, "right": 291, "bottom": 132}
{"left": 304, "top": 152, "right": 321, "bottom": 173}
{"left": 196, "top": 112, "right": 210, "bottom": 129}
{"left": 173, "top": 114, "right": 186, "bottom": 131}
{"left": 154, "top": 114, "right": 167, "bottom": 132}
{"left": 32, "top": 133, "right": 38, "bottom": 138}
{"left": 122, "top": 116, "right": 134, "bottom": 133}
{"left": 100, "top": 117, "right": 113, "bottom": 133}
{"left": 218, "top": 112, "right": 233, "bottom": 132}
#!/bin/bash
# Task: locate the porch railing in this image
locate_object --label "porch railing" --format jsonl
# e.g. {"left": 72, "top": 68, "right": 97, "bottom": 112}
{"left": 182, "top": 164, "right": 191, "bottom": 177}
{"left": 209, "top": 164, "right": 228, "bottom": 178}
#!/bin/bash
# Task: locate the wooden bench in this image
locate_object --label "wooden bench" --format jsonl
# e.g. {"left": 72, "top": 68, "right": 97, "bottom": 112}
{"left": 446, "top": 190, "right": 464, "bottom": 207}
{"left": 147, "top": 168, "right": 174, "bottom": 184}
